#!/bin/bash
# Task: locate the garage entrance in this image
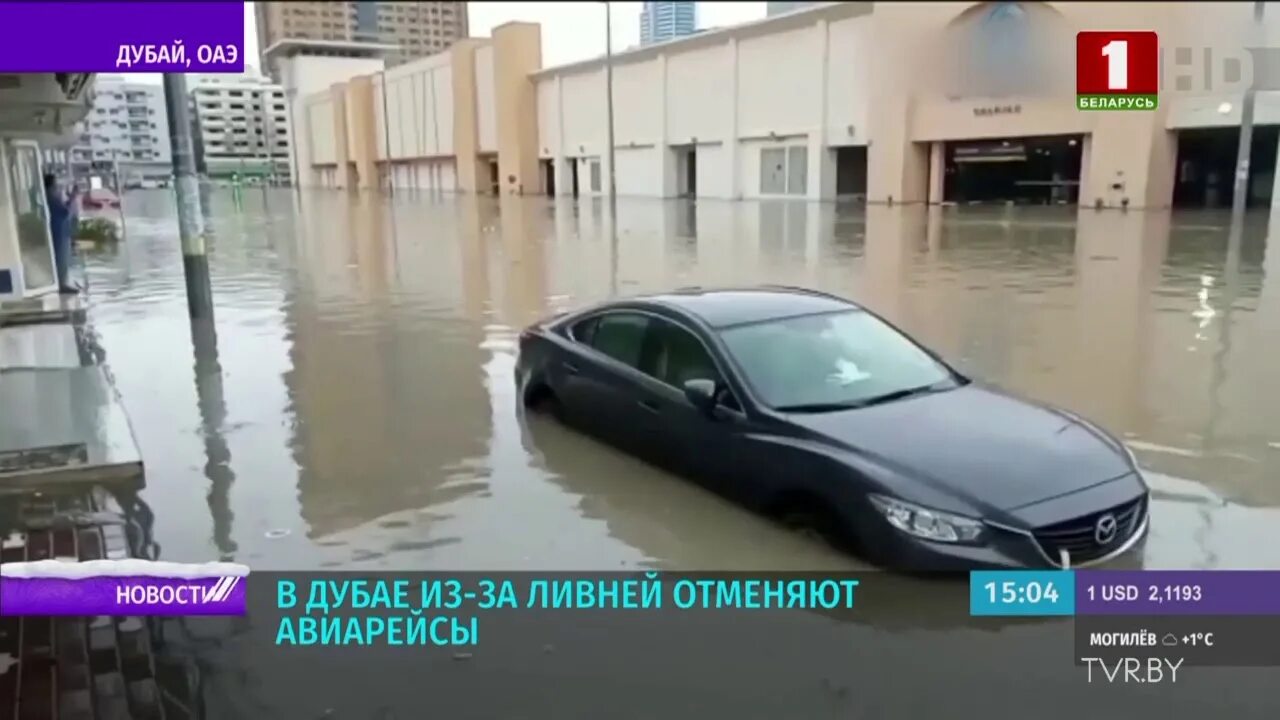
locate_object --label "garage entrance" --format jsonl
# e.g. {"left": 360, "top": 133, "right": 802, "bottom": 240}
{"left": 834, "top": 146, "right": 867, "bottom": 198}
{"left": 540, "top": 159, "right": 555, "bottom": 196}
{"left": 1173, "top": 126, "right": 1278, "bottom": 209}
{"left": 943, "top": 134, "right": 1084, "bottom": 205}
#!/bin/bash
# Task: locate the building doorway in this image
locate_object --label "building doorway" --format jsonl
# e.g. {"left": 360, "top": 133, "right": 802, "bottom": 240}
{"left": 487, "top": 159, "right": 500, "bottom": 195}
{"left": 944, "top": 134, "right": 1084, "bottom": 205}
{"left": 1173, "top": 126, "right": 1278, "bottom": 209}
{"left": 567, "top": 159, "right": 580, "bottom": 198}
{"left": 834, "top": 146, "right": 868, "bottom": 198}
{"left": 675, "top": 146, "right": 697, "bottom": 197}
{"left": 541, "top": 159, "right": 555, "bottom": 196}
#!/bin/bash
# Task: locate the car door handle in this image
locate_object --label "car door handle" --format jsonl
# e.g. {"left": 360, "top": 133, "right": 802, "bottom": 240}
{"left": 562, "top": 361, "right": 580, "bottom": 375}
{"left": 638, "top": 400, "right": 661, "bottom": 414}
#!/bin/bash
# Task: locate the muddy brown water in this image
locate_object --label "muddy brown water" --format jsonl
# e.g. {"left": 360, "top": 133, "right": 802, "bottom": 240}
{"left": 80, "top": 191, "right": 1280, "bottom": 572}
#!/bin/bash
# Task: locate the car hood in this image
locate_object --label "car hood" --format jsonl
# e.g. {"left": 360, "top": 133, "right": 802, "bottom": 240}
{"left": 786, "top": 384, "right": 1132, "bottom": 512}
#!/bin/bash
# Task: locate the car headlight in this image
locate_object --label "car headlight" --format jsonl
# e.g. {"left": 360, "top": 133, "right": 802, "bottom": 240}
{"left": 868, "top": 494, "right": 984, "bottom": 543}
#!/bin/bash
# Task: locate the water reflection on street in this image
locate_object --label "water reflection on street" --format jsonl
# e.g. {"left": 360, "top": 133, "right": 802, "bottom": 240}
{"left": 81, "top": 191, "right": 1280, "bottom": 573}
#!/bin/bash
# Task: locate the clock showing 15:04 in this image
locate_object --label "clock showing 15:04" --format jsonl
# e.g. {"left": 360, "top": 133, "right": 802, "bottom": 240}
{"left": 969, "top": 570, "right": 1077, "bottom": 616}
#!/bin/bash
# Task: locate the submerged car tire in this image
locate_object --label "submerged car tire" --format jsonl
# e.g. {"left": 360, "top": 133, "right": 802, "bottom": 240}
{"left": 776, "top": 496, "right": 845, "bottom": 550}
{"left": 525, "top": 382, "right": 564, "bottom": 420}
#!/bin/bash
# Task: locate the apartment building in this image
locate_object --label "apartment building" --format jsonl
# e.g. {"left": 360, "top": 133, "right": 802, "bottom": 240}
{"left": 44, "top": 77, "right": 171, "bottom": 186}
{"left": 256, "top": 1, "right": 468, "bottom": 77}
{"left": 189, "top": 73, "right": 292, "bottom": 183}
{"left": 640, "top": 2, "right": 697, "bottom": 46}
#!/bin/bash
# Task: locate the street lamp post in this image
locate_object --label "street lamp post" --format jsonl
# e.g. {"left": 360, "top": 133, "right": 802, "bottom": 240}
{"left": 604, "top": 2, "right": 618, "bottom": 221}
{"left": 1229, "top": 1, "right": 1266, "bottom": 237}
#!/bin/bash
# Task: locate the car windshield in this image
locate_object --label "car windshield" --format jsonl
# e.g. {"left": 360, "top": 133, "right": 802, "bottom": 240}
{"left": 719, "top": 310, "right": 960, "bottom": 412}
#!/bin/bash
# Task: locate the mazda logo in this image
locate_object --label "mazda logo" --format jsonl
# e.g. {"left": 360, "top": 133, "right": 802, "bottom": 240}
{"left": 1094, "top": 514, "right": 1119, "bottom": 545}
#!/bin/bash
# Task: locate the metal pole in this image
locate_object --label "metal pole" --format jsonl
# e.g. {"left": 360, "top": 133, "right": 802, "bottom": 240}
{"left": 381, "top": 71, "right": 393, "bottom": 196}
{"left": 287, "top": 88, "right": 302, "bottom": 191}
{"left": 605, "top": 2, "right": 617, "bottom": 220}
{"left": 1229, "top": 1, "right": 1266, "bottom": 240}
{"left": 162, "top": 73, "right": 214, "bottom": 319}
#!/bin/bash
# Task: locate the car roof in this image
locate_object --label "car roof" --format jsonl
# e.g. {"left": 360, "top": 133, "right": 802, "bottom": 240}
{"left": 636, "top": 287, "right": 859, "bottom": 329}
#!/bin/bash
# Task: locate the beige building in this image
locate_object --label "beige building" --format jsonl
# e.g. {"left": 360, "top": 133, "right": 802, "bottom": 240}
{"left": 293, "top": 2, "right": 1280, "bottom": 212}
{"left": 295, "top": 22, "right": 542, "bottom": 195}
{"left": 256, "top": 1, "right": 468, "bottom": 77}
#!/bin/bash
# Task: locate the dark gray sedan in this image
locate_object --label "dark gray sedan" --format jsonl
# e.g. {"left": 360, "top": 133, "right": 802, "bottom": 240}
{"left": 515, "top": 286, "right": 1149, "bottom": 571}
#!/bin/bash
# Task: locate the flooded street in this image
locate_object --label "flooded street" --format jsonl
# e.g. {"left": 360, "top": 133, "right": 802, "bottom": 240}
{"left": 82, "top": 190, "right": 1280, "bottom": 573}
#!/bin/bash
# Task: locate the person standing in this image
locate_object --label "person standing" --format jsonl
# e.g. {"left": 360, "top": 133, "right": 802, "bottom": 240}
{"left": 43, "top": 173, "right": 80, "bottom": 294}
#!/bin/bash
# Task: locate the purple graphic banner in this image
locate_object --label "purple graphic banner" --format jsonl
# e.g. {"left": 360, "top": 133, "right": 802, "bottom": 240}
{"left": 1, "top": 574, "right": 247, "bottom": 616}
{"left": 1075, "top": 570, "right": 1280, "bottom": 616}
{"left": 0, "top": 2, "right": 245, "bottom": 73}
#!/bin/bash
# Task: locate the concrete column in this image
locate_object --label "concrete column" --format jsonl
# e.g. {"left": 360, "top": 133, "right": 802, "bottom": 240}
{"left": 658, "top": 53, "right": 675, "bottom": 198}
{"left": 728, "top": 38, "right": 740, "bottom": 200}
{"left": 493, "top": 22, "right": 542, "bottom": 196}
{"left": 346, "top": 76, "right": 378, "bottom": 191}
{"left": 810, "top": 19, "right": 836, "bottom": 201}
{"left": 927, "top": 141, "right": 944, "bottom": 204}
{"left": 867, "top": 96, "right": 927, "bottom": 204}
{"left": 1078, "top": 135, "right": 1093, "bottom": 207}
{"left": 451, "top": 39, "right": 487, "bottom": 194}
{"left": 554, "top": 75, "right": 571, "bottom": 197}
{"left": 1084, "top": 111, "right": 1175, "bottom": 209}
{"left": 599, "top": 64, "right": 613, "bottom": 199}
{"left": 330, "top": 85, "right": 354, "bottom": 189}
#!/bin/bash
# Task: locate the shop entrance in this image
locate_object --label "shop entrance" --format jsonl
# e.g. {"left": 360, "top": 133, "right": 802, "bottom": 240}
{"left": 943, "top": 134, "right": 1084, "bottom": 205}
{"left": 1173, "top": 126, "right": 1278, "bottom": 209}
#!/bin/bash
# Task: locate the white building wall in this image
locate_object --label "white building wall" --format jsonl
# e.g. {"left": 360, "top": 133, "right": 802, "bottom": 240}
{"left": 534, "top": 5, "right": 874, "bottom": 201}
{"left": 614, "top": 146, "right": 663, "bottom": 196}
{"left": 614, "top": 58, "right": 663, "bottom": 145}
{"left": 826, "top": 16, "right": 870, "bottom": 146}
{"left": 737, "top": 26, "right": 820, "bottom": 138}
{"left": 306, "top": 96, "right": 337, "bottom": 165}
{"left": 561, "top": 70, "right": 606, "bottom": 158}
{"left": 666, "top": 43, "right": 733, "bottom": 146}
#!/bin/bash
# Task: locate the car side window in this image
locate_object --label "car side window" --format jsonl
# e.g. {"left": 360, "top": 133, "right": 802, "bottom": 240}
{"left": 570, "top": 316, "right": 598, "bottom": 344}
{"left": 643, "top": 319, "right": 742, "bottom": 412}
{"left": 590, "top": 313, "right": 649, "bottom": 369}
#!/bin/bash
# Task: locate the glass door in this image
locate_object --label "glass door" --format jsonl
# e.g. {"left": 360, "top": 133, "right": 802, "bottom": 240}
{"left": 6, "top": 140, "right": 57, "bottom": 296}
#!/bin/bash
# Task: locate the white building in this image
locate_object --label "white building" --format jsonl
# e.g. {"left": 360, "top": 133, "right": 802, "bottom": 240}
{"left": 536, "top": 3, "right": 872, "bottom": 202}
{"left": 189, "top": 73, "right": 293, "bottom": 183}
{"left": 44, "top": 77, "right": 171, "bottom": 187}
{"left": 533, "top": 1, "right": 1280, "bottom": 212}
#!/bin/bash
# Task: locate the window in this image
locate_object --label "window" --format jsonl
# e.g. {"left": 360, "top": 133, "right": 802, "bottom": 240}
{"left": 642, "top": 319, "right": 740, "bottom": 410}
{"left": 570, "top": 317, "right": 599, "bottom": 344}
{"left": 590, "top": 313, "right": 649, "bottom": 369}
{"left": 719, "top": 310, "right": 955, "bottom": 411}
{"left": 589, "top": 159, "right": 601, "bottom": 193}
{"left": 759, "top": 145, "right": 808, "bottom": 196}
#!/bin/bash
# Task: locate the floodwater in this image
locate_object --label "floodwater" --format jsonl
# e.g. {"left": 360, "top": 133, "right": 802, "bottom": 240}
{"left": 81, "top": 190, "right": 1280, "bottom": 573}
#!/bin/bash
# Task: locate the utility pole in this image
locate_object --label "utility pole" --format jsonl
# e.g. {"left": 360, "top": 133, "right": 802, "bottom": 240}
{"left": 1229, "top": 1, "right": 1266, "bottom": 240}
{"left": 162, "top": 73, "right": 214, "bottom": 319}
{"left": 604, "top": 2, "right": 618, "bottom": 221}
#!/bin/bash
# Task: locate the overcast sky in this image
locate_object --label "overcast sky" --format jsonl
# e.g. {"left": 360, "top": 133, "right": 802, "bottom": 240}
{"left": 128, "top": 2, "right": 765, "bottom": 83}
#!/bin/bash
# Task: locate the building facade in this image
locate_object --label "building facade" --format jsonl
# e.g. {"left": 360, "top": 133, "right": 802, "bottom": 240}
{"left": 640, "top": 2, "right": 697, "bottom": 46}
{"left": 293, "top": 23, "right": 542, "bottom": 195}
{"left": 189, "top": 74, "right": 292, "bottom": 183}
{"left": 43, "top": 77, "right": 171, "bottom": 187}
{"left": 256, "top": 1, "right": 468, "bottom": 78}
{"left": 293, "top": 1, "right": 1280, "bottom": 214}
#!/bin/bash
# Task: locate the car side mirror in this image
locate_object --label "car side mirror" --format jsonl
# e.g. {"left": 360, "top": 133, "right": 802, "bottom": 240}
{"left": 683, "top": 378, "right": 718, "bottom": 416}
